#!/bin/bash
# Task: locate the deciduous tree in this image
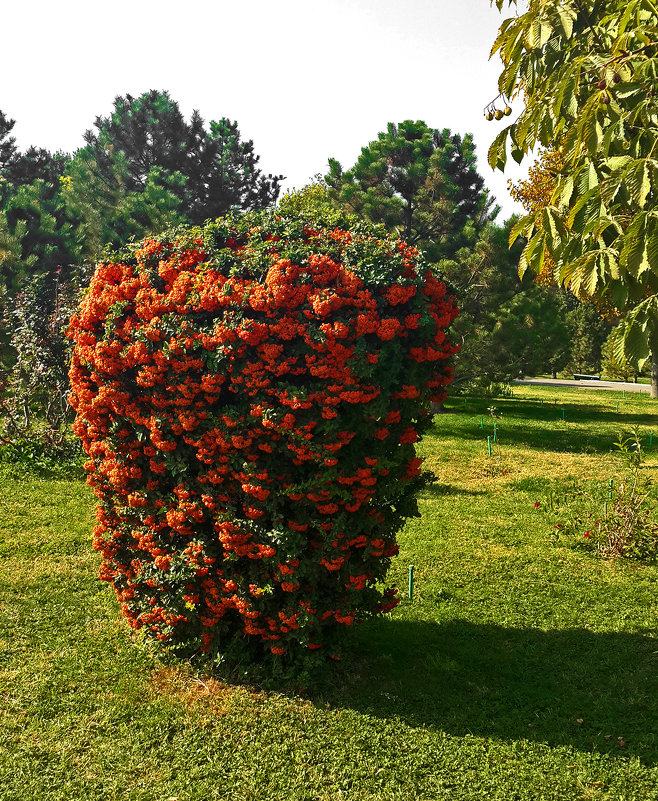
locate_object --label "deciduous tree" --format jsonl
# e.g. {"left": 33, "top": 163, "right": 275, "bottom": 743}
{"left": 489, "top": 0, "right": 658, "bottom": 395}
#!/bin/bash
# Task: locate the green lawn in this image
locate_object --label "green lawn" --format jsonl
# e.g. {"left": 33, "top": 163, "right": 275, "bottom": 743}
{"left": 1, "top": 384, "right": 657, "bottom": 800}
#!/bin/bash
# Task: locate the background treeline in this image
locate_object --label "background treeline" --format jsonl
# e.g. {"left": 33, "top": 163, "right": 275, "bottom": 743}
{"left": 0, "top": 91, "right": 633, "bottom": 457}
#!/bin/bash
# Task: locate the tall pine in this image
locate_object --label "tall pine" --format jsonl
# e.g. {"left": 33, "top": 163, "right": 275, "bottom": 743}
{"left": 326, "top": 120, "right": 496, "bottom": 261}
{"left": 77, "top": 90, "right": 283, "bottom": 225}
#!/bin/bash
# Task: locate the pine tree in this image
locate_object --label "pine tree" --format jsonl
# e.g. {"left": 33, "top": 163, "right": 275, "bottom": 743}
{"left": 326, "top": 120, "right": 496, "bottom": 261}
{"left": 439, "top": 219, "right": 570, "bottom": 384}
{"left": 4, "top": 147, "right": 68, "bottom": 192}
{"left": 63, "top": 150, "right": 186, "bottom": 261}
{"left": 564, "top": 303, "right": 611, "bottom": 377}
{"left": 80, "top": 90, "right": 283, "bottom": 225}
{"left": 0, "top": 180, "right": 80, "bottom": 290}
{"left": 0, "top": 111, "right": 17, "bottom": 173}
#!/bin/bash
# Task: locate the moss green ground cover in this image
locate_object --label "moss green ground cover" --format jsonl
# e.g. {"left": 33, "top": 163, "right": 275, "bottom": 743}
{"left": 1, "top": 384, "right": 657, "bottom": 800}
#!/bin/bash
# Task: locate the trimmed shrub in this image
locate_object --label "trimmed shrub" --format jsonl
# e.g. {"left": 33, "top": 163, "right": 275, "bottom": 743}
{"left": 68, "top": 209, "right": 457, "bottom": 662}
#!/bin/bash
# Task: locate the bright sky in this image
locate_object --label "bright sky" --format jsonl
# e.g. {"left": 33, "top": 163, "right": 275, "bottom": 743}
{"left": 3, "top": 0, "right": 528, "bottom": 221}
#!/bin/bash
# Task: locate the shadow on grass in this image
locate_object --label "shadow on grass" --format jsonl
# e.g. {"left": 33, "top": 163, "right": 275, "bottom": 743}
{"left": 420, "top": 483, "right": 486, "bottom": 499}
{"left": 437, "top": 405, "right": 658, "bottom": 456}
{"left": 327, "top": 618, "right": 658, "bottom": 763}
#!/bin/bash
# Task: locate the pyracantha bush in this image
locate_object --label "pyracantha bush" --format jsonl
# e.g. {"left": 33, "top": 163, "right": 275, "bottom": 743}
{"left": 68, "top": 209, "right": 458, "bottom": 662}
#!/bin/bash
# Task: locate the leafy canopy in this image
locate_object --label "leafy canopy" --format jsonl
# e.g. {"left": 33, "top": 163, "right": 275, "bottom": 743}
{"left": 490, "top": 0, "right": 658, "bottom": 367}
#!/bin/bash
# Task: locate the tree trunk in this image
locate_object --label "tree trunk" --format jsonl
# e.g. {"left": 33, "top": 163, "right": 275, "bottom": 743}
{"left": 651, "top": 329, "right": 658, "bottom": 399}
{"left": 405, "top": 200, "right": 413, "bottom": 243}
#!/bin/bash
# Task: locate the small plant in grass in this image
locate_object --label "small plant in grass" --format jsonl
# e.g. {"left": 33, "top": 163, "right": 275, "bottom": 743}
{"left": 68, "top": 207, "right": 458, "bottom": 665}
{"left": 539, "top": 429, "right": 658, "bottom": 562}
{"left": 589, "top": 429, "right": 658, "bottom": 561}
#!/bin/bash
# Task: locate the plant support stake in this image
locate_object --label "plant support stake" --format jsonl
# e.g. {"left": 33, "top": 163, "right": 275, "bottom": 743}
{"left": 480, "top": 416, "right": 484, "bottom": 429}
{"left": 408, "top": 565, "right": 414, "bottom": 601}
{"left": 609, "top": 479, "right": 613, "bottom": 499}
{"left": 487, "top": 436, "right": 492, "bottom": 457}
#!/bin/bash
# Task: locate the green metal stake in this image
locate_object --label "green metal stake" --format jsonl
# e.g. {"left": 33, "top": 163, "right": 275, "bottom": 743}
{"left": 561, "top": 408, "right": 565, "bottom": 420}
{"left": 616, "top": 401, "right": 619, "bottom": 413}
{"left": 480, "top": 416, "right": 484, "bottom": 429}
{"left": 650, "top": 431, "right": 654, "bottom": 449}
{"left": 609, "top": 479, "right": 614, "bottom": 499}
{"left": 493, "top": 423, "right": 498, "bottom": 443}
{"left": 408, "top": 565, "right": 414, "bottom": 601}
{"left": 487, "top": 436, "right": 492, "bottom": 457}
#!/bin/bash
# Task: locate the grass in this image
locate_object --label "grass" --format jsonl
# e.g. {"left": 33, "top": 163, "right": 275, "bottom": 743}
{"left": 1, "top": 384, "right": 658, "bottom": 800}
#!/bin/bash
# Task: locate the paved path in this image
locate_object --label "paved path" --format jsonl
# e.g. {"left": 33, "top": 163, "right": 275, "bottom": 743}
{"left": 514, "top": 377, "right": 651, "bottom": 394}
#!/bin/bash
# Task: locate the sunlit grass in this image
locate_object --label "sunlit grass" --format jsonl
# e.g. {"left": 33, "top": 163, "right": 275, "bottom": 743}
{"left": 1, "top": 384, "right": 657, "bottom": 800}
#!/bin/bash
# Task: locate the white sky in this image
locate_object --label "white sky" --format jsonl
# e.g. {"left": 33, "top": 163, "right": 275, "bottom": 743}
{"left": 2, "top": 0, "right": 528, "bottom": 221}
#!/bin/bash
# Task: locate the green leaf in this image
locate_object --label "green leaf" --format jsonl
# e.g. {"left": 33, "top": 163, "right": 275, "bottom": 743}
{"left": 623, "top": 321, "right": 649, "bottom": 367}
{"left": 508, "top": 213, "right": 535, "bottom": 247}
{"left": 519, "top": 230, "right": 545, "bottom": 278}
{"left": 618, "top": 0, "right": 639, "bottom": 35}
{"left": 487, "top": 126, "right": 511, "bottom": 171}
{"left": 567, "top": 186, "right": 600, "bottom": 230}
{"left": 541, "top": 206, "right": 568, "bottom": 252}
{"left": 646, "top": 216, "right": 658, "bottom": 270}
{"left": 556, "top": 6, "right": 575, "bottom": 38}
{"left": 583, "top": 112, "right": 602, "bottom": 157}
{"left": 625, "top": 160, "right": 652, "bottom": 208}
{"left": 583, "top": 254, "right": 601, "bottom": 296}
{"left": 553, "top": 174, "right": 574, "bottom": 209}
{"left": 614, "top": 295, "right": 658, "bottom": 369}
{"left": 620, "top": 214, "right": 649, "bottom": 277}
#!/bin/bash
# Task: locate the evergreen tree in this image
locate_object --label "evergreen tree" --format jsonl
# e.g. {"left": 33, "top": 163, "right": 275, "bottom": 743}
{"left": 564, "top": 303, "right": 611, "bottom": 377}
{"left": 63, "top": 150, "right": 186, "bottom": 261}
{"left": 326, "top": 120, "right": 496, "bottom": 261}
{"left": 439, "top": 219, "right": 569, "bottom": 384}
{"left": 0, "top": 180, "right": 80, "bottom": 291}
{"left": 79, "top": 90, "right": 283, "bottom": 225}
{"left": 4, "top": 147, "right": 68, "bottom": 192}
{"left": 0, "top": 110, "right": 17, "bottom": 172}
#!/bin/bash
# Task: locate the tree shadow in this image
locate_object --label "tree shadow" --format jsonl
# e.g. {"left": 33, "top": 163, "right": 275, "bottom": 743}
{"left": 323, "top": 619, "right": 658, "bottom": 763}
{"left": 420, "top": 483, "right": 486, "bottom": 499}
{"left": 438, "top": 407, "right": 658, "bottom": 455}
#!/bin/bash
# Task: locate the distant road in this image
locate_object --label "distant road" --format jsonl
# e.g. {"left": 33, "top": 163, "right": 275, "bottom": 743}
{"left": 514, "top": 377, "right": 651, "bottom": 394}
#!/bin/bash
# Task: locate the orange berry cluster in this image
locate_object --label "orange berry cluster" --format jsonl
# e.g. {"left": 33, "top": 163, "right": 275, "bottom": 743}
{"left": 68, "top": 210, "right": 458, "bottom": 661}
